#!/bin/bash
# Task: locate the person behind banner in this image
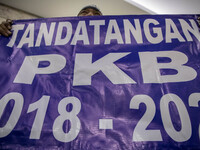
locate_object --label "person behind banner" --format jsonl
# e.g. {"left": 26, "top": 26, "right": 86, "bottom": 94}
{"left": 0, "top": 5, "right": 102, "bottom": 37}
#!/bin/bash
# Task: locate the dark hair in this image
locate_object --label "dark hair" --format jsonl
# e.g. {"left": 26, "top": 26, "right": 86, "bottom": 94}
{"left": 78, "top": 5, "right": 102, "bottom": 16}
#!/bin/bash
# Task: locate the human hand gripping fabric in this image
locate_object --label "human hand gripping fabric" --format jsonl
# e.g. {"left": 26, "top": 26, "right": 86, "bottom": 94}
{"left": 0, "top": 19, "right": 13, "bottom": 37}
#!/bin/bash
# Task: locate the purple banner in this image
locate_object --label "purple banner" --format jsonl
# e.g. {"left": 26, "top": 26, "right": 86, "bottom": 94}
{"left": 0, "top": 15, "right": 200, "bottom": 149}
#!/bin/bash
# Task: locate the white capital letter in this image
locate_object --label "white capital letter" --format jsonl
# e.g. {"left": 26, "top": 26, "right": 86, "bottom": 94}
{"left": 7, "top": 24, "right": 25, "bottom": 47}
{"left": 179, "top": 19, "right": 200, "bottom": 42}
{"left": 123, "top": 19, "right": 143, "bottom": 44}
{"left": 35, "top": 22, "right": 56, "bottom": 47}
{"left": 139, "top": 51, "right": 197, "bottom": 83}
{"left": 89, "top": 20, "right": 105, "bottom": 45}
{"left": 73, "top": 53, "right": 136, "bottom": 85}
{"left": 104, "top": 20, "right": 124, "bottom": 44}
{"left": 14, "top": 54, "right": 66, "bottom": 84}
{"left": 17, "top": 23, "right": 35, "bottom": 48}
{"left": 71, "top": 21, "right": 89, "bottom": 45}
{"left": 55, "top": 22, "right": 72, "bottom": 45}
{"left": 144, "top": 19, "right": 163, "bottom": 44}
{"left": 165, "top": 19, "right": 185, "bottom": 43}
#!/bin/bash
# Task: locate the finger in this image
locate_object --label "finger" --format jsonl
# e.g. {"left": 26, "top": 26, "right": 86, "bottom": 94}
{"left": 6, "top": 19, "right": 13, "bottom": 25}
{"left": 0, "top": 27, "right": 9, "bottom": 36}
{"left": 0, "top": 23, "right": 12, "bottom": 34}
{"left": 0, "top": 23, "right": 12, "bottom": 36}
{"left": 197, "top": 17, "right": 200, "bottom": 27}
{"left": 5, "top": 19, "right": 13, "bottom": 30}
{"left": 4, "top": 22, "right": 12, "bottom": 30}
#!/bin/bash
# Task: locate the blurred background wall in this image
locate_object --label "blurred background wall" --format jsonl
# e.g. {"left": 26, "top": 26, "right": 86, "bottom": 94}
{"left": 0, "top": 3, "right": 39, "bottom": 22}
{"left": 0, "top": 0, "right": 149, "bottom": 22}
{"left": 0, "top": 0, "right": 199, "bottom": 22}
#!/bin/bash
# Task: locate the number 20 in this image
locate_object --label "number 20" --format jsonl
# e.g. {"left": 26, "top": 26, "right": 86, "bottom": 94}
{"left": 130, "top": 94, "right": 192, "bottom": 142}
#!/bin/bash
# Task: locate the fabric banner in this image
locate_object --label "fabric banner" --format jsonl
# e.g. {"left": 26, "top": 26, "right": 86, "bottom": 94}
{"left": 0, "top": 15, "right": 200, "bottom": 149}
